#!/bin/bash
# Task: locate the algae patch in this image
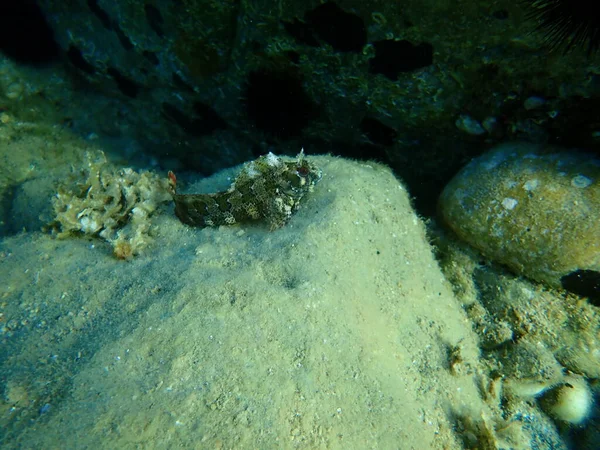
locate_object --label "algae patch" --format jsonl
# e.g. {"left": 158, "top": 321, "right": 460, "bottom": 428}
{"left": 51, "top": 152, "right": 172, "bottom": 258}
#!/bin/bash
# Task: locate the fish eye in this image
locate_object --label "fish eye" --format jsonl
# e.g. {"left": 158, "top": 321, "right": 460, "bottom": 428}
{"left": 296, "top": 165, "right": 310, "bottom": 177}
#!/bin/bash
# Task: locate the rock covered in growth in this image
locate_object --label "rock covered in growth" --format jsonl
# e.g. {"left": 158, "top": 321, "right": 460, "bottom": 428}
{"left": 439, "top": 142, "right": 600, "bottom": 297}
{"left": 52, "top": 152, "right": 172, "bottom": 258}
{"left": 169, "top": 150, "right": 321, "bottom": 230}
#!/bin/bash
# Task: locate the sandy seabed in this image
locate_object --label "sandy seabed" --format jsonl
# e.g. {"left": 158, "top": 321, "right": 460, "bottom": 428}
{"left": 1, "top": 125, "right": 598, "bottom": 449}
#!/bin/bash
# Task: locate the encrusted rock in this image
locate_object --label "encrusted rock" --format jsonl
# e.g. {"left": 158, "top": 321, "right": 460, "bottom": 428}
{"left": 439, "top": 142, "right": 600, "bottom": 299}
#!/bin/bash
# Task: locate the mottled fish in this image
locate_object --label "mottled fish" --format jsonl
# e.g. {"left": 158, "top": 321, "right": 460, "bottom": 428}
{"left": 168, "top": 150, "right": 321, "bottom": 230}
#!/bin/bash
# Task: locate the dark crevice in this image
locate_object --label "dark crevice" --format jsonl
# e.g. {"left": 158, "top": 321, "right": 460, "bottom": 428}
{"left": 282, "top": 18, "right": 320, "bottom": 47}
{"left": 172, "top": 73, "right": 195, "bottom": 92}
{"left": 66, "top": 45, "right": 96, "bottom": 74}
{"left": 244, "top": 69, "right": 317, "bottom": 139}
{"left": 162, "top": 102, "right": 227, "bottom": 136}
{"left": 143, "top": 50, "right": 160, "bottom": 66}
{"left": 369, "top": 39, "right": 434, "bottom": 80}
{"left": 145, "top": 4, "right": 165, "bottom": 38}
{"left": 114, "top": 25, "right": 134, "bottom": 51}
{"left": 107, "top": 67, "right": 140, "bottom": 98}
{"left": 304, "top": 2, "right": 367, "bottom": 52}
{"left": 360, "top": 118, "right": 398, "bottom": 147}
{"left": 0, "top": 1, "right": 60, "bottom": 65}
{"left": 193, "top": 102, "right": 228, "bottom": 130}
{"left": 561, "top": 270, "right": 600, "bottom": 305}
{"left": 87, "top": 0, "right": 135, "bottom": 53}
{"left": 286, "top": 51, "right": 301, "bottom": 64}
{"left": 87, "top": 0, "right": 112, "bottom": 30}
{"left": 492, "top": 9, "right": 509, "bottom": 20}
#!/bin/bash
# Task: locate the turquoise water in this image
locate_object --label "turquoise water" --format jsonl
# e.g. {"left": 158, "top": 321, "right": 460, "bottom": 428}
{"left": 1, "top": 1, "right": 599, "bottom": 449}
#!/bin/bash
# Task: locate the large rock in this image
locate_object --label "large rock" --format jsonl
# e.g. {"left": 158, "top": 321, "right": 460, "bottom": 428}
{"left": 439, "top": 142, "right": 600, "bottom": 301}
{"left": 1, "top": 155, "right": 496, "bottom": 448}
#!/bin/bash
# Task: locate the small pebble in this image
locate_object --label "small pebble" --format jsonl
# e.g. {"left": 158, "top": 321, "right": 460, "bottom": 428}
{"left": 455, "top": 114, "right": 486, "bottom": 135}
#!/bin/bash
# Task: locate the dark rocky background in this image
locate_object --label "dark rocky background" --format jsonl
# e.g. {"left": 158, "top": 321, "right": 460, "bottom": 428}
{"left": 1, "top": 0, "right": 599, "bottom": 214}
